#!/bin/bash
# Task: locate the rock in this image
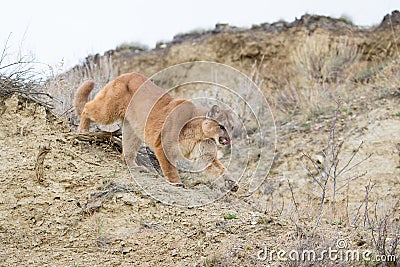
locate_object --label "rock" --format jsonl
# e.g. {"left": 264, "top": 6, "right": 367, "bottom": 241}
{"left": 122, "top": 194, "right": 137, "bottom": 205}
{"left": 379, "top": 10, "right": 400, "bottom": 29}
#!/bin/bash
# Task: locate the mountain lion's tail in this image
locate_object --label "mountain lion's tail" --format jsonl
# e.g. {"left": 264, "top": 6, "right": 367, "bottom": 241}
{"left": 74, "top": 80, "right": 95, "bottom": 117}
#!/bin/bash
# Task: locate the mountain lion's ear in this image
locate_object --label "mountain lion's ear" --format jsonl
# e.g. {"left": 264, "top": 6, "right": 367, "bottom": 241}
{"left": 206, "top": 105, "right": 220, "bottom": 119}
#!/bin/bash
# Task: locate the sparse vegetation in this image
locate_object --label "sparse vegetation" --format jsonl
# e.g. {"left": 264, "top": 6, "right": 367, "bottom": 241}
{"left": 0, "top": 33, "right": 54, "bottom": 109}
{"left": 338, "top": 14, "right": 354, "bottom": 25}
{"left": 115, "top": 41, "right": 149, "bottom": 52}
{"left": 223, "top": 213, "right": 237, "bottom": 219}
{"left": 272, "top": 35, "right": 360, "bottom": 119}
{"left": 301, "top": 99, "right": 371, "bottom": 224}
{"left": 291, "top": 35, "right": 359, "bottom": 84}
{"left": 45, "top": 52, "right": 118, "bottom": 126}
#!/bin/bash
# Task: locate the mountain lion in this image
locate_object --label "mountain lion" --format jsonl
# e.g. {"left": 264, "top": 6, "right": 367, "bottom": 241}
{"left": 74, "top": 72, "right": 238, "bottom": 191}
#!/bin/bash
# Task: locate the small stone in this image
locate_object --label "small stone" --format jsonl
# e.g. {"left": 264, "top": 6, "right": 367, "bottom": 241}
{"left": 122, "top": 194, "right": 137, "bottom": 205}
{"left": 122, "top": 247, "right": 132, "bottom": 254}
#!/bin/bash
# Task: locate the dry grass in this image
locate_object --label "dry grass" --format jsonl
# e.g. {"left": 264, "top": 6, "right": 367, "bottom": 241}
{"left": 0, "top": 34, "right": 54, "bottom": 109}
{"left": 291, "top": 35, "right": 359, "bottom": 84}
{"left": 274, "top": 81, "right": 336, "bottom": 118}
{"left": 369, "top": 60, "right": 400, "bottom": 93}
{"left": 261, "top": 34, "right": 361, "bottom": 121}
{"left": 266, "top": 97, "right": 398, "bottom": 266}
{"left": 281, "top": 153, "right": 398, "bottom": 266}
{"left": 44, "top": 54, "right": 118, "bottom": 126}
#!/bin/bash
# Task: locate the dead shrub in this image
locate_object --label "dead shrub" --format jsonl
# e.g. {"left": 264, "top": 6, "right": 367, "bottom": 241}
{"left": 291, "top": 35, "right": 359, "bottom": 84}
{"left": 44, "top": 53, "right": 117, "bottom": 125}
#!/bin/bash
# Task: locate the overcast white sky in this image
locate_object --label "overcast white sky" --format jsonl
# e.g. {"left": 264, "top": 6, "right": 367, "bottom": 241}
{"left": 0, "top": 0, "right": 398, "bottom": 71}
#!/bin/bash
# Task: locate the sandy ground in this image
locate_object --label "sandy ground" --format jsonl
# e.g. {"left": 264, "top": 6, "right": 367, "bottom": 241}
{"left": 0, "top": 91, "right": 399, "bottom": 266}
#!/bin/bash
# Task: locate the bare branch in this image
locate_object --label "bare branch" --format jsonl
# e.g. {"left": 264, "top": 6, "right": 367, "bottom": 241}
{"left": 337, "top": 141, "right": 365, "bottom": 176}
{"left": 336, "top": 171, "right": 368, "bottom": 191}
{"left": 301, "top": 153, "right": 323, "bottom": 188}
{"left": 338, "top": 153, "right": 372, "bottom": 177}
{"left": 0, "top": 34, "right": 56, "bottom": 110}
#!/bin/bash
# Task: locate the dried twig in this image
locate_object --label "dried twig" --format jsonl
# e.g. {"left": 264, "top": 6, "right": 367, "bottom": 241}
{"left": 369, "top": 197, "right": 400, "bottom": 266}
{"left": 34, "top": 145, "right": 51, "bottom": 182}
{"left": 82, "top": 181, "right": 135, "bottom": 214}
{"left": 301, "top": 99, "right": 370, "bottom": 225}
{"left": 363, "top": 181, "right": 375, "bottom": 227}
{"left": 62, "top": 148, "right": 102, "bottom": 167}
{"left": 287, "top": 178, "right": 299, "bottom": 215}
{"left": 68, "top": 130, "right": 122, "bottom": 150}
{"left": 68, "top": 130, "right": 162, "bottom": 172}
{"left": 0, "top": 33, "right": 55, "bottom": 110}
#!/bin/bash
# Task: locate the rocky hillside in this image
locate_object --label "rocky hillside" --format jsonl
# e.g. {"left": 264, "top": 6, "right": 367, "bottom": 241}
{"left": 74, "top": 11, "right": 400, "bottom": 84}
{"left": 47, "top": 10, "right": 400, "bottom": 126}
{"left": 1, "top": 11, "right": 399, "bottom": 266}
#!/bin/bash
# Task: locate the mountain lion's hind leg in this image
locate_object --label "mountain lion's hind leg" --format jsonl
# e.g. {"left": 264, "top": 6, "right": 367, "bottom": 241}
{"left": 122, "top": 122, "right": 147, "bottom": 172}
{"left": 78, "top": 107, "right": 92, "bottom": 132}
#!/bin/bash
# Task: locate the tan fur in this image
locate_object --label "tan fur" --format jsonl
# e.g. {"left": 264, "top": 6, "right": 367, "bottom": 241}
{"left": 74, "top": 73, "right": 148, "bottom": 131}
{"left": 75, "top": 72, "right": 237, "bottom": 190}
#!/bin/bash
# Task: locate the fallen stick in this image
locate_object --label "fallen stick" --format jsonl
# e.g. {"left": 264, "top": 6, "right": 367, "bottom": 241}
{"left": 67, "top": 130, "right": 161, "bottom": 171}
{"left": 35, "top": 145, "right": 51, "bottom": 182}
{"left": 62, "top": 148, "right": 102, "bottom": 167}
{"left": 68, "top": 130, "right": 122, "bottom": 150}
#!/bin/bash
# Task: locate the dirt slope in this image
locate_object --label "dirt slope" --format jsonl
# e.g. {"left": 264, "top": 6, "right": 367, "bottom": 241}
{"left": 0, "top": 96, "right": 284, "bottom": 266}
{"left": 1, "top": 85, "right": 398, "bottom": 266}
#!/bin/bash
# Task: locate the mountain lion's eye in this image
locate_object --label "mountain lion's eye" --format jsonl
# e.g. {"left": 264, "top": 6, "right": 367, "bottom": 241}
{"left": 219, "top": 125, "right": 225, "bottom": 130}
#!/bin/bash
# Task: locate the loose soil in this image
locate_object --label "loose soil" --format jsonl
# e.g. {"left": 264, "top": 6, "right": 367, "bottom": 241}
{"left": 0, "top": 88, "right": 398, "bottom": 266}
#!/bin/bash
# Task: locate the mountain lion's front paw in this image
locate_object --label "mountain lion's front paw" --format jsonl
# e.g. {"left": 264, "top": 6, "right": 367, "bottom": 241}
{"left": 223, "top": 173, "right": 239, "bottom": 192}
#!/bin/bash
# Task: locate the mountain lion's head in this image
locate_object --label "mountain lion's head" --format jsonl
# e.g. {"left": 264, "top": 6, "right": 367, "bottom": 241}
{"left": 202, "top": 105, "right": 234, "bottom": 146}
